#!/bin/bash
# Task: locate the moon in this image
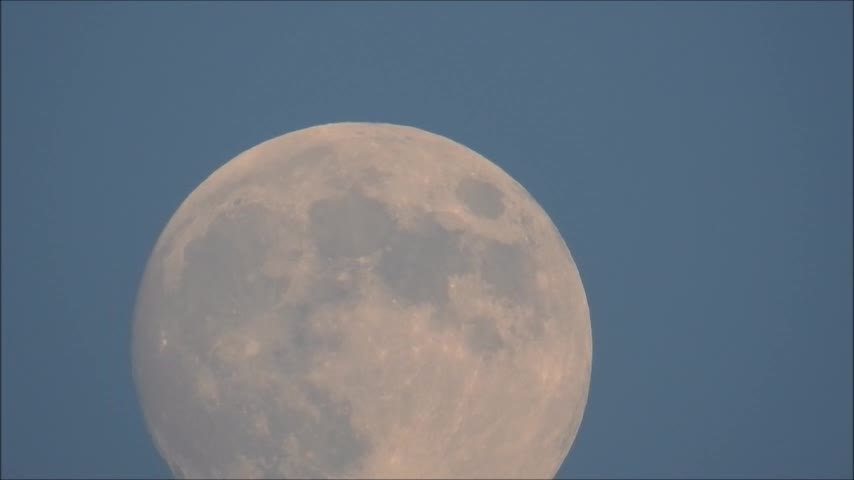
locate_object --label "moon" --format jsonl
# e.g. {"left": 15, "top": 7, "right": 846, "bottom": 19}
{"left": 132, "top": 123, "right": 592, "bottom": 479}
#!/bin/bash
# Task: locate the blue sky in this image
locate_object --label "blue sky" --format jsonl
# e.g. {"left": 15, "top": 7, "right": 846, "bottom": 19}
{"left": 2, "top": 2, "right": 851, "bottom": 478}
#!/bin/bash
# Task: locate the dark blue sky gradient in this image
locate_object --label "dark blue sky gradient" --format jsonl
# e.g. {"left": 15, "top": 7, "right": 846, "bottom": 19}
{"left": 2, "top": 2, "right": 851, "bottom": 478}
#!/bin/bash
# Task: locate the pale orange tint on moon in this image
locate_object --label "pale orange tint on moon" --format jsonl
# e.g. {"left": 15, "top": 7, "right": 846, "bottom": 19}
{"left": 132, "top": 123, "right": 592, "bottom": 479}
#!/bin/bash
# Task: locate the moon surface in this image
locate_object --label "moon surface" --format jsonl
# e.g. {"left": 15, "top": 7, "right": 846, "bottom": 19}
{"left": 132, "top": 123, "right": 592, "bottom": 479}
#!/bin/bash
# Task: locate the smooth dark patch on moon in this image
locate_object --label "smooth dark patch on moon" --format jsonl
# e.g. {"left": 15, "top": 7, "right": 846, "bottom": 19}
{"left": 162, "top": 378, "right": 368, "bottom": 479}
{"left": 304, "top": 268, "right": 360, "bottom": 311}
{"left": 288, "top": 306, "right": 345, "bottom": 361}
{"left": 181, "top": 205, "right": 282, "bottom": 311}
{"left": 137, "top": 202, "right": 370, "bottom": 477}
{"left": 456, "top": 177, "right": 505, "bottom": 219}
{"left": 309, "top": 193, "right": 396, "bottom": 259}
{"left": 478, "top": 239, "right": 545, "bottom": 339}
{"left": 156, "top": 195, "right": 369, "bottom": 474}
{"left": 376, "top": 213, "right": 470, "bottom": 308}
{"left": 303, "top": 258, "right": 361, "bottom": 308}
{"left": 462, "top": 315, "right": 506, "bottom": 356}
{"left": 176, "top": 205, "right": 290, "bottom": 346}
{"left": 271, "top": 302, "right": 340, "bottom": 376}
{"left": 480, "top": 240, "right": 534, "bottom": 303}
{"left": 291, "top": 382, "right": 371, "bottom": 476}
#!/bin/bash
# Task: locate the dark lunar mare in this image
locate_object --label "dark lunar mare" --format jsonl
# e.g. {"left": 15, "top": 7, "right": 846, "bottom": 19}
{"left": 136, "top": 202, "right": 372, "bottom": 478}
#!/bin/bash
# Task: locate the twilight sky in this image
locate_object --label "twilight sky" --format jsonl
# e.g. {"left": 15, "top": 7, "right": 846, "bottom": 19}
{"left": 2, "top": 2, "right": 852, "bottom": 478}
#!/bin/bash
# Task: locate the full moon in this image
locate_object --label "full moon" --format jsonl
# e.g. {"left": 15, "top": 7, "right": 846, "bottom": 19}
{"left": 132, "top": 123, "right": 592, "bottom": 479}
